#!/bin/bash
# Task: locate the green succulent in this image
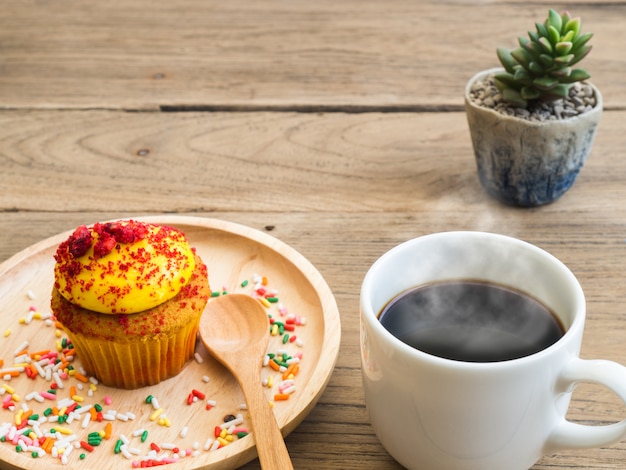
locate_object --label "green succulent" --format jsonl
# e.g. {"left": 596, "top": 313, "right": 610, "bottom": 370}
{"left": 494, "top": 9, "right": 593, "bottom": 108}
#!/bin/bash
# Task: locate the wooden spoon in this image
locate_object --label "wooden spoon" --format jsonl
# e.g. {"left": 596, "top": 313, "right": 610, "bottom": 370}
{"left": 199, "top": 293, "right": 294, "bottom": 470}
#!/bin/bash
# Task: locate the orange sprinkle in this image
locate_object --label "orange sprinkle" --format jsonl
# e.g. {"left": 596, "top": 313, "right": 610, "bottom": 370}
{"left": 3, "top": 371, "right": 20, "bottom": 378}
{"left": 29, "top": 349, "right": 50, "bottom": 359}
{"left": 90, "top": 407, "right": 97, "bottom": 420}
{"left": 282, "top": 363, "right": 298, "bottom": 380}
{"left": 262, "top": 276, "right": 268, "bottom": 286}
{"left": 274, "top": 393, "right": 290, "bottom": 401}
{"left": 0, "top": 359, "right": 3, "bottom": 368}
{"left": 74, "top": 372, "right": 89, "bottom": 383}
{"left": 104, "top": 422, "right": 113, "bottom": 439}
{"left": 42, "top": 437, "right": 54, "bottom": 453}
{"left": 64, "top": 349, "right": 77, "bottom": 357}
{"left": 268, "top": 359, "right": 280, "bottom": 371}
{"left": 70, "top": 385, "right": 77, "bottom": 398}
{"left": 51, "top": 406, "right": 59, "bottom": 416}
{"left": 14, "top": 349, "right": 28, "bottom": 358}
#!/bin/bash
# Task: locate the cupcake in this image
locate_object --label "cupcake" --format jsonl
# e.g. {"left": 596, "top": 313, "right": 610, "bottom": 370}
{"left": 51, "top": 220, "right": 210, "bottom": 389}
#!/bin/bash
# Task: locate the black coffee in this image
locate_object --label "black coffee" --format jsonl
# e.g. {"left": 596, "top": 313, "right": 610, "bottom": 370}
{"left": 379, "top": 280, "right": 565, "bottom": 362}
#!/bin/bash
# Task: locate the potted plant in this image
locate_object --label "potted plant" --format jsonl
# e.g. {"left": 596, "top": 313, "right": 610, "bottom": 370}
{"left": 465, "top": 9, "right": 602, "bottom": 206}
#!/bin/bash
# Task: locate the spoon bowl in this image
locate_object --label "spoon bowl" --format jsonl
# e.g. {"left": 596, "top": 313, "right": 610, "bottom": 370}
{"left": 199, "top": 293, "right": 294, "bottom": 470}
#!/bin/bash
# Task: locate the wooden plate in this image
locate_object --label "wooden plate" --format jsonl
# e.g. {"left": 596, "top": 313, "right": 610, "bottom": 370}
{"left": 0, "top": 216, "right": 341, "bottom": 470}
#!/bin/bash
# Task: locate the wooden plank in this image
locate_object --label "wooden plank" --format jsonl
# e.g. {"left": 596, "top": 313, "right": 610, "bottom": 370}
{"left": 0, "top": 0, "right": 624, "bottom": 110}
{"left": 1, "top": 109, "right": 625, "bottom": 214}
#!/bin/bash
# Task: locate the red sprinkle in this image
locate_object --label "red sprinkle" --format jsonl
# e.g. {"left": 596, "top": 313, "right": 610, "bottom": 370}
{"left": 150, "top": 442, "right": 161, "bottom": 452}
{"left": 80, "top": 441, "right": 95, "bottom": 452}
{"left": 214, "top": 426, "right": 221, "bottom": 438}
{"left": 192, "top": 389, "right": 206, "bottom": 400}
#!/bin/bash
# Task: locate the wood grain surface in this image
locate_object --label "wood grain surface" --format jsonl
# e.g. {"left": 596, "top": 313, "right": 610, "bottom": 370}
{"left": 2, "top": 0, "right": 626, "bottom": 468}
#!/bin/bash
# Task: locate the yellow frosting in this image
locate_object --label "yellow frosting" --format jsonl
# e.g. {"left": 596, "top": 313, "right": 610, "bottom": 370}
{"left": 53, "top": 221, "right": 195, "bottom": 314}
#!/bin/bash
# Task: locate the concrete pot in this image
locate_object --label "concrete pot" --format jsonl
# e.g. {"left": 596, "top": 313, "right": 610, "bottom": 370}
{"left": 465, "top": 68, "right": 603, "bottom": 207}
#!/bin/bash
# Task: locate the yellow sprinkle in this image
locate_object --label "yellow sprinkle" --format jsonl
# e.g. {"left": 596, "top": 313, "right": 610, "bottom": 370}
{"left": 158, "top": 417, "right": 170, "bottom": 427}
{"left": 18, "top": 318, "right": 26, "bottom": 325}
{"left": 3, "top": 329, "right": 11, "bottom": 337}
{"left": 12, "top": 363, "right": 29, "bottom": 369}
{"left": 269, "top": 401, "right": 275, "bottom": 408}
{"left": 11, "top": 393, "right": 20, "bottom": 402}
{"left": 267, "top": 375, "right": 274, "bottom": 388}
{"left": 149, "top": 408, "right": 163, "bottom": 421}
{"left": 98, "top": 430, "right": 106, "bottom": 438}
{"left": 220, "top": 429, "right": 228, "bottom": 439}
{"left": 271, "top": 324, "right": 279, "bottom": 336}
{"left": 217, "top": 437, "right": 229, "bottom": 447}
{"left": 58, "top": 407, "right": 67, "bottom": 417}
{"left": 259, "top": 297, "right": 271, "bottom": 308}
{"left": 33, "top": 312, "right": 42, "bottom": 319}
{"left": 55, "top": 330, "right": 63, "bottom": 338}
{"left": 15, "top": 409, "right": 24, "bottom": 426}
{"left": 2, "top": 384, "right": 15, "bottom": 394}
{"left": 225, "top": 434, "right": 234, "bottom": 442}
{"left": 55, "top": 340, "right": 63, "bottom": 351}
{"left": 72, "top": 395, "right": 84, "bottom": 403}
{"left": 53, "top": 426, "right": 73, "bottom": 435}
{"left": 89, "top": 383, "right": 97, "bottom": 392}
{"left": 28, "top": 431, "right": 37, "bottom": 441}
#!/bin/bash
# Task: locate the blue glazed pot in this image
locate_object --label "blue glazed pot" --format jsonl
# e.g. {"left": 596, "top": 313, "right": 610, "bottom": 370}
{"left": 465, "top": 69, "right": 603, "bottom": 207}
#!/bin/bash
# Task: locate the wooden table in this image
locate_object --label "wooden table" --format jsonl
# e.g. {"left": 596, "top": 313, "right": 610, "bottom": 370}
{"left": 2, "top": 1, "right": 626, "bottom": 468}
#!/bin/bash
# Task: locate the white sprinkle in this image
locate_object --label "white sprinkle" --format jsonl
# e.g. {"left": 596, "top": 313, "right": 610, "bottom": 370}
{"left": 239, "top": 403, "right": 248, "bottom": 410}
{"left": 120, "top": 444, "right": 133, "bottom": 459}
{"left": 56, "top": 398, "right": 74, "bottom": 409}
{"left": 220, "top": 416, "right": 243, "bottom": 429}
{"left": 194, "top": 352, "right": 204, "bottom": 364}
{"left": 206, "top": 399, "right": 217, "bottom": 407}
{"left": 27, "top": 290, "right": 36, "bottom": 300}
{"left": 180, "top": 426, "right": 188, "bottom": 438}
{"left": 52, "top": 372, "right": 64, "bottom": 389}
{"left": 116, "top": 413, "right": 129, "bottom": 422}
{"left": 151, "top": 397, "right": 160, "bottom": 410}
{"left": 132, "top": 428, "right": 145, "bottom": 437}
{"left": 13, "top": 341, "right": 29, "bottom": 356}
{"left": 161, "top": 442, "right": 177, "bottom": 450}
{"left": 126, "top": 412, "right": 136, "bottom": 420}
{"left": 203, "top": 438, "right": 213, "bottom": 451}
{"left": 202, "top": 375, "right": 210, "bottom": 383}
{"left": 119, "top": 434, "right": 130, "bottom": 445}
{"left": 81, "top": 413, "right": 91, "bottom": 429}
{"left": 210, "top": 439, "right": 221, "bottom": 451}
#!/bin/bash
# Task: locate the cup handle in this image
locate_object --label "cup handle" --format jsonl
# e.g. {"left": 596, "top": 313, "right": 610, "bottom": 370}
{"left": 545, "top": 357, "right": 626, "bottom": 454}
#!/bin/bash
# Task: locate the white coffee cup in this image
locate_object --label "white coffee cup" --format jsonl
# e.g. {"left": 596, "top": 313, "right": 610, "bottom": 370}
{"left": 360, "top": 231, "right": 626, "bottom": 470}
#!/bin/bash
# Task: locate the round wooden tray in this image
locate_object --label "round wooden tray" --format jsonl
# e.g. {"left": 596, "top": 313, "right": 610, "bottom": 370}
{"left": 0, "top": 216, "right": 341, "bottom": 469}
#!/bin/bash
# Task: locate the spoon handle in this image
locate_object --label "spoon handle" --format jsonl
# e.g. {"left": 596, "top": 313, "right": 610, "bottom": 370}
{"left": 240, "top": 371, "right": 294, "bottom": 470}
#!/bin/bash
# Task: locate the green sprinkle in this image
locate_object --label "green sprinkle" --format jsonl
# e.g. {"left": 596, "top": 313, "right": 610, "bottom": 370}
{"left": 141, "top": 430, "right": 148, "bottom": 442}
{"left": 47, "top": 389, "right": 57, "bottom": 395}
{"left": 237, "top": 431, "right": 249, "bottom": 438}
{"left": 88, "top": 432, "right": 101, "bottom": 439}
{"left": 30, "top": 414, "right": 39, "bottom": 421}
{"left": 240, "top": 279, "right": 249, "bottom": 287}
{"left": 15, "top": 445, "right": 22, "bottom": 452}
{"left": 222, "top": 290, "right": 228, "bottom": 295}
{"left": 282, "top": 334, "right": 290, "bottom": 344}
{"left": 267, "top": 297, "right": 279, "bottom": 303}
{"left": 31, "top": 451, "right": 39, "bottom": 458}
{"left": 94, "top": 403, "right": 103, "bottom": 412}
{"left": 80, "top": 453, "right": 86, "bottom": 460}
{"left": 145, "top": 395, "right": 153, "bottom": 404}
{"left": 114, "top": 439, "right": 123, "bottom": 454}
{"left": 210, "top": 291, "right": 221, "bottom": 297}
{"left": 267, "top": 353, "right": 275, "bottom": 359}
